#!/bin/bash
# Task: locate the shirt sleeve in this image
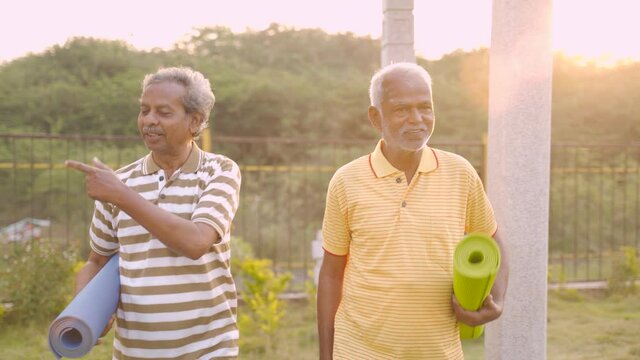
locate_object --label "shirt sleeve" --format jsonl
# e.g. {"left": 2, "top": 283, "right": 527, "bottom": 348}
{"left": 322, "top": 171, "right": 351, "bottom": 256}
{"left": 465, "top": 167, "right": 498, "bottom": 235}
{"left": 192, "top": 158, "right": 242, "bottom": 240}
{"left": 89, "top": 200, "right": 119, "bottom": 256}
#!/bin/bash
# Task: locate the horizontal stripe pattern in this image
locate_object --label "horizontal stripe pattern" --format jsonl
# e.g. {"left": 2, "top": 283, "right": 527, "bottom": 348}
{"left": 322, "top": 143, "right": 496, "bottom": 359}
{"left": 88, "top": 144, "right": 241, "bottom": 359}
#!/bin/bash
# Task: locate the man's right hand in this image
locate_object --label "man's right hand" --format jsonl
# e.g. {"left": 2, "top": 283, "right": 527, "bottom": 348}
{"left": 96, "top": 315, "right": 115, "bottom": 345}
{"left": 65, "top": 157, "right": 128, "bottom": 205}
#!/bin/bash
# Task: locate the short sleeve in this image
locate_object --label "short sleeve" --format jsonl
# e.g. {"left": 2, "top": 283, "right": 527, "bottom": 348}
{"left": 89, "top": 200, "right": 119, "bottom": 256}
{"left": 192, "top": 158, "right": 242, "bottom": 239}
{"left": 465, "top": 168, "right": 497, "bottom": 235}
{"left": 322, "top": 172, "right": 351, "bottom": 256}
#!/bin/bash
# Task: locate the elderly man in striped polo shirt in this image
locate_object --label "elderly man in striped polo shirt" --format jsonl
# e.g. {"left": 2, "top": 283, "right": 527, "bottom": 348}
{"left": 317, "top": 63, "right": 509, "bottom": 359}
{"left": 66, "top": 67, "right": 241, "bottom": 359}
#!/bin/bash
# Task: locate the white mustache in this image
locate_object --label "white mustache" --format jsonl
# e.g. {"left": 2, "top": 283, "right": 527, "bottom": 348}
{"left": 143, "top": 126, "right": 165, "bottom": 135}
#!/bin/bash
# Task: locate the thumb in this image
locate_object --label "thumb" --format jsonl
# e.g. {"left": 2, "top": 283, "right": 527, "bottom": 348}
{"left": 92, "top": 157, "right": 112, "bottom": 171}
{"left": 484, "top": 294, "right": 494, "bottom": 306}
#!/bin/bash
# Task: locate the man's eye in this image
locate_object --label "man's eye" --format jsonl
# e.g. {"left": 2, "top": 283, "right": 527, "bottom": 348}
{"left": 159, "top": 112, "right": 172, "bottom": 117}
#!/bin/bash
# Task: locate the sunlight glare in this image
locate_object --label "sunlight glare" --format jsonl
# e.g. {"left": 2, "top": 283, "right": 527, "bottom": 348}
{"left": 552, "top": 0, "right": 640, "bottom": 67}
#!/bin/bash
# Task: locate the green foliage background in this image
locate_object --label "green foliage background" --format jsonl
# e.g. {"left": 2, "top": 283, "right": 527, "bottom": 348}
{"left": 1, "top": 24, "right": 638, "bottom": 143}
{"left": 0, "top": 25, "right": 638, "bottom": 284}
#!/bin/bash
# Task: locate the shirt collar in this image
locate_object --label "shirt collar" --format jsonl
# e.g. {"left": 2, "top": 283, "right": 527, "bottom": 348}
{"left": 143, "top": 142, "right": 202, "bottom": 175}
{"left": 368, "top": 139, "right": 438, "bottom": 178}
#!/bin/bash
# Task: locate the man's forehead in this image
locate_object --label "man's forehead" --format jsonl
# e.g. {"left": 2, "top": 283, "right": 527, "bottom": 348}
{"left": 139, "top": 101, "right": 175, "bottom": 109}
{"left": 140, "top": 82, "right": 185, "bottom": 106}
{"left": 383, "top": 81, "right": 432, "bottom": 104}
{"left": 384, "top": 71, "right": 429, "bottom": 88}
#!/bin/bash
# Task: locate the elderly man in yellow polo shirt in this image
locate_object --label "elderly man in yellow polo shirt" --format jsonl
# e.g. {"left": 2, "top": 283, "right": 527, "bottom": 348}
{"left": 317, "top": 62, "right": 509, "bottom": 359}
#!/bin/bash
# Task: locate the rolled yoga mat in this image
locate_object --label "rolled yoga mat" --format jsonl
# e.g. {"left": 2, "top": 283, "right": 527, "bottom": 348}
{"left": 453, "top": 233, "right": 500, "bottom": 339}
{"left": 48, "top": 254, "right": 120, "bottom": 359}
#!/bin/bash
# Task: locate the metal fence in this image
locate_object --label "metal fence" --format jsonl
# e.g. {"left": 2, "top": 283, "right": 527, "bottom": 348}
{"left": 549, "top": 143, "right": 640, "bottom": 283}
{"left": 1, "top": 133, "right": 638, "bottom": 287}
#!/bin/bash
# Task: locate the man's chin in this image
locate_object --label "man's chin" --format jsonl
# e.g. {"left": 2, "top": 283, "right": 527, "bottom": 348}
{"left": 400, "top": 140, "right": 429, "bottom": 152}
{"left": 142, "top": 139, "right": 164, "bottom": 152}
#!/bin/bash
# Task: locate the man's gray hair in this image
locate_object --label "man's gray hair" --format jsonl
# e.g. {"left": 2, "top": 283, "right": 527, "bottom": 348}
{"left": 142, "top": 67, "right": 215, "bottom": 138}
{"left": 369, "top": 62, "right": 433, "bottom": 110}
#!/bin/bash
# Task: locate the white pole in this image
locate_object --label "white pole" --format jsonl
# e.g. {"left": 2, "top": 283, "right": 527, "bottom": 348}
{"left": 485, "top": 0, "right": 554, "bottom": 359}
{"left": 381, "top": 0, "right": 415, "bottom": 66}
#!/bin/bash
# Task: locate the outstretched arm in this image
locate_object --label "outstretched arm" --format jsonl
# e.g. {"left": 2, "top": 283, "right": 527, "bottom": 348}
{"left": 317, "top": 251, "right": 347, "bottom": 360}
{"left": 66, "top": 158, "right": 219, "bottom": 260}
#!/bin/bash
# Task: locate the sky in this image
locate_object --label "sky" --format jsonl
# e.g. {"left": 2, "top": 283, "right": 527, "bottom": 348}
{"left": 1, "top": 0, "right": 639, "bottom": 66}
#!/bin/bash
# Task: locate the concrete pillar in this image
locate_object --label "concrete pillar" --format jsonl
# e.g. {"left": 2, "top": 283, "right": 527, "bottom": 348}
{"left": 485, "top": 0, "right": 553, "bottom": 359}
{"left": 381, "top": 0, "right": 415, "bottom": 66}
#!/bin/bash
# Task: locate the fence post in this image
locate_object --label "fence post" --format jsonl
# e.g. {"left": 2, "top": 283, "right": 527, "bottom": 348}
{"left": 201, "top": 128, "right": 212, "bottom": 152}
{"left": 311, "top": 230, "right": 324, "bottom": 286}
{"left": 482, "top": 132, "right": 488, "bottom": 187}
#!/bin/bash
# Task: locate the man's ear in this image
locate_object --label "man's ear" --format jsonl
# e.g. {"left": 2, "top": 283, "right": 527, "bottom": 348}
{"left": 189, "top": 113, "right": 204, "bottom": 135}
{"left": 368, "top": 106, "right": 382, "bottom": 132}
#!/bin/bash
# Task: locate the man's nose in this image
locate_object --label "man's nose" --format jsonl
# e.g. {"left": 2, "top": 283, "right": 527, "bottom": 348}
{"left": 407, "top": 107, "right": 422, "bottom": 123}
{"left": 140, "top": 112, "right": 159, "bottom": 125}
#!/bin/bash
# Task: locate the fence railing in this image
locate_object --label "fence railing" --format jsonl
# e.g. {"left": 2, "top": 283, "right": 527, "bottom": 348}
{"left": 1, "top": 134, "right": 638, "bottom": 288}
{"left": 549, "top": 143, "right": 640, "bottom": 283}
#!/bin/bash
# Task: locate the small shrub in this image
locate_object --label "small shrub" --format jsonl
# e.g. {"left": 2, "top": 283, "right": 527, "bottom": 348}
{"left": 557, "top": 264, "right": 566, "bottom": 286}
{"left": 549, "top": 264, "right": 567, "bottom": 286}
{"left": 234, "top": 250, "right": 291, "bottom": 354}
{"left": 0, "top": 240, "right": 76, "bottom": 323}
{"left": 72, "top": 260, "right": 86, "bottom": 274}
{"left": 608, "top": 246, "right": 638, "bottom": 296}
{"left": 556, "top": 288, "right": 584, "bottom": 302}
{"left": 303, "top": 270, "right": 317, "bottom": 322}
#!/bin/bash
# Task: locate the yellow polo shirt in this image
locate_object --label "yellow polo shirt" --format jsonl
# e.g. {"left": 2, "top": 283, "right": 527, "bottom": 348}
{"left": 322, "top": 140, "right": 497, "bottom": 359}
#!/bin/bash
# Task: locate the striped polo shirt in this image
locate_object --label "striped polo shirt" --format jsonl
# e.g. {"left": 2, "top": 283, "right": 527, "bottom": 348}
{"left": 89, "top": 143, "right": 241, "bottom": 360}
{"left": 322, "top": 139, "right": 497, "bottom": 359}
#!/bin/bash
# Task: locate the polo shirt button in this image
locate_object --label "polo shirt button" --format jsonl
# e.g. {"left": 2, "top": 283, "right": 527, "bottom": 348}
{"left": 159, "top": 176, "right": 164, "bottom": 181}
{"left": 159, "top": 194, "right": 166, "bottom": 199}
{"left": 396, "top": 177, "right": 402, "bottom": 183}
{"left": 401, "top": 201, "right": 407, "bottom": 207}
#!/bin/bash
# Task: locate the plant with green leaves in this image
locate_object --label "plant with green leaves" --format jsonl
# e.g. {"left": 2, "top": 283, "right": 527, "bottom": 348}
{"left": 0, "top": 240, "right": 76, "bottom": 324}
{"left": 235, "top": 255, "right": 292, "bottom": 353}
{"left": 608, "top": 246, "right": 639, "bottom": 295}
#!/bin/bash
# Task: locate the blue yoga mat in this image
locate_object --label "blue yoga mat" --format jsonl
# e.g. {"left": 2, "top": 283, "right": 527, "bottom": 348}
{"left": 48, "top": 254, "right": 120, "bottom": 359}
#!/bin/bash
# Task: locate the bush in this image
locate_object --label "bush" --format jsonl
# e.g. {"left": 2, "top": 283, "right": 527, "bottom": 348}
{"left": 236, "top": 257, "right": 292, "bottom": 353}
{"left": 608, "top": 246, "right": 638, "bottom": 296}
{"left": 555, "top": 288, "right": 584, "bottom": 302}
{"left": 0, "top": 240, "right": 76, "bottom": 323}
{"left": 232, "top": 238, "right": 292, "bottom": 353}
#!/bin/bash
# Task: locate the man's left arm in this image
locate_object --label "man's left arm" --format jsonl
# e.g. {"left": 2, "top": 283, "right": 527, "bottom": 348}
{"left": 452, "top": 229, "right": 509, "bottom": 326}
{"left": 66, "top": 157, "right": 240, "bottom": 260}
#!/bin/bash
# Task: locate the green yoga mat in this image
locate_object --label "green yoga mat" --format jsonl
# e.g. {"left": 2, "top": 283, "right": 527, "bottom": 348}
{"left": 453, "top": 232, "right": 501, "bottom": 339}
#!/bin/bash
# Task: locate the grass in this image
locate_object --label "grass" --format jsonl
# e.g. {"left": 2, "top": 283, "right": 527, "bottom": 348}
{"left": 547, "top": 290, "right": 640, "bottom": 359}
{"left": 1, "top": 291, "right": 639, "bottom": 359}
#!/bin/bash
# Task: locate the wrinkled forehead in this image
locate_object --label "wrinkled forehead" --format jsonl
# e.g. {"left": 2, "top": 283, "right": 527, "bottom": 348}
{"left": 140, "top": 81, "right": 186, "bottom": 107}
{"left": 382, "top": 72, "right": 432, "bottom": 104}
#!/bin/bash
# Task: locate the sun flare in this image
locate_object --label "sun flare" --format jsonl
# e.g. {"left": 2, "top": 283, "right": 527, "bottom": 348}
{"left": 552, "top": 0, "right": 640, "bottom": 67}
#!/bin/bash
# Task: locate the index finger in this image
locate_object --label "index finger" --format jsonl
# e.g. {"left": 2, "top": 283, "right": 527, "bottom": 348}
{"left": 65, "top": 160, "right": 97, "bottom": 174}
